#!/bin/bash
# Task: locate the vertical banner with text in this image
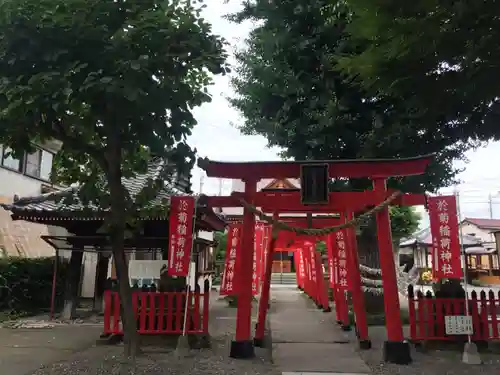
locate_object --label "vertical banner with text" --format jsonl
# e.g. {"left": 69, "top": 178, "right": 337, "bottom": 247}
{"left": 261, "top": 225, "right": 271, "bottom": 279}
{"left": 333, "top": 229, "right": 350, "bottom": 290}
{"left": 326, "top": 233, "right": 335, "bottom": 288}
{"left": 305, "top": 242, "right": 317, "bottom": 286}
{"left": 220, "top": 224, "right": 242, "bottom": 295}
{"left": 253, "top": 223, "right": 265, "bottom": 294}
{"left": 429, "top": 195, "right": 463, "bottom": 279}
{"left": 168, "top": 196, "right": 195, "bottom": 276}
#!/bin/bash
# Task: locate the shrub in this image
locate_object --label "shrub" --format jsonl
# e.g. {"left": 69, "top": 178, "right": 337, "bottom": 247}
{"left": 470, "top": 279, "right": 482, "bottom": 287}
{"left": 0, "top": 257, "right": 69, "bottom": 317}
{"left": 223, "top": 295, "right": 257, "bottom": 308}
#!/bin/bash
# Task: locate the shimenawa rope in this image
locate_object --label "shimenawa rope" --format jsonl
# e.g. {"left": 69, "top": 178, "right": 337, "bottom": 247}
{"left": 238, "top": 191, "right": 401, "bottom": 236}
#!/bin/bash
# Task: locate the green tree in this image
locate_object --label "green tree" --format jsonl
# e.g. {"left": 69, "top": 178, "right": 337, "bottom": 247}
{"left": 214, "top": 231, "right": 228, "bottom": 261}
{"left": 389, "top": 206, "right": 420, "bottom": 243}
{"left": 0, "top": 0, "right": 228, "bottom": 356}
{"left": 336, "top": 0, "right": 500, "bottom": 142}
{"left": 229, "top": 0, "right": 445, "bottom": 226}
{"left": 228, "top": 1, "right": 432, "bottom": 310}
{"left": 229, "top": 0, "right": 468, "bottom": 194}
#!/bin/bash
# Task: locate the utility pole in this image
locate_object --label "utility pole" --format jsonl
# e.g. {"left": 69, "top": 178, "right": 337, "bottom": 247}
{"left": 199, "top": 175, "right": 205, "bottom": 194}
{"left": 488, "top": 193, "right": 493, "bottom": 219}
{"left": 218, "top": 178, "right": 223, "bottom": 196}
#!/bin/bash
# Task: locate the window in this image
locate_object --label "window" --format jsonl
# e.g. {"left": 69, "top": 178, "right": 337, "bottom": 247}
{"left": 40, "top": 150, "right": 53, "bottom": 180}
{"left": 25, "top": 149, "right": 42, "bottom": 178}
{"left": 1, "top": 147, "right": 22, "bottom": 171}
{"left": 0, "top": 144, "right": 54, "bottom": 181}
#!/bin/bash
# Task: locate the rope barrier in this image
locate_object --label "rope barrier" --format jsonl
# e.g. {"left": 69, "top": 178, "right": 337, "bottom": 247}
{"left": 238, "top": 191, "right": 401, "bottom": 236}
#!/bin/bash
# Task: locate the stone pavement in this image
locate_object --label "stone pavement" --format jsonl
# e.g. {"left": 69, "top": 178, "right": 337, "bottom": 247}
{"left": 0, "top": 324, "right": 103, "bottom": 375}
{"left": 270, "top": 287, "right": 371, "bottom": 375}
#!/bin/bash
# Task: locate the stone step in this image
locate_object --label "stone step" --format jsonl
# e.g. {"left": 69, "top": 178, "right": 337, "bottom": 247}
{"left": 271, "top": 273, "right": 297, "bottom": 285}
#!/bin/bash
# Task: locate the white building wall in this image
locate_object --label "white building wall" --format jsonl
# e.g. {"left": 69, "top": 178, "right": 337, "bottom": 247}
{"left": 0, "top": 140, "right": 95, "bottom": 299}
{"left": 460, "top": 222, "right": 495, "bottom": 244}
{"left": 80, "top": 250, "right": 98, "bottom": 299}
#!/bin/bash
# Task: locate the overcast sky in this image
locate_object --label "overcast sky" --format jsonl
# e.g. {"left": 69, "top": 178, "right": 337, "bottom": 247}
{"left": 187, "top": 1, "right": 500, "bottom": 228}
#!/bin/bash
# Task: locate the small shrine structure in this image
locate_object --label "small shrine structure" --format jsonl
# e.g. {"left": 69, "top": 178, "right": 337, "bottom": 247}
{"left": 0, "top": 157, "right": 225, "bottom": 320}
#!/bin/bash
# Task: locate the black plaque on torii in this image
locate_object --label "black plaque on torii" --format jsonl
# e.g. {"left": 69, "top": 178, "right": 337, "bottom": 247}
{"left": 300, "top": 163, "right": 329, "bottom": 205}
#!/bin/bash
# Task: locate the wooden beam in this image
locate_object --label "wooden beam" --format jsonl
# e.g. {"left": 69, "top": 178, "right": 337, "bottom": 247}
{"left": 197, "top": 154, "right": 434, "bottom": 179}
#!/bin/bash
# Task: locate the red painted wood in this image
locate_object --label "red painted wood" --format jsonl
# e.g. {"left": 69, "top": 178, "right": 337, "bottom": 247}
{"left": 198, "top": 154, "right": 433, "bottom": 179}
{"left": 491, "top": 291, "right": 499, "bottom": 339}
{"left": 235, "top": 179, "right": 257, "bottom": 342}
{"left": 345, "top": 215, "right": 369, "bottom": 342}
{"left": 407, "top": 290, "right": 500, "bottom": 342}
{"left": 103, "top": 291, "right": 209, "bottom": 335}
{"left": 203, "top": 190, "right": 426, "bottom": 212}
{"left": 255, "top": 223, "right": 278, "bottom": 342}
{"left": 373, "top": 178, "right": 405, "bottom": 342}
{"left": 408, "top": 291, "right": 417, "bottom": 340}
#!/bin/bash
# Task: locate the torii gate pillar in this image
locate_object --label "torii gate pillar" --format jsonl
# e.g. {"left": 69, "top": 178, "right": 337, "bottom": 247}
{"left": 230, "top": 178, "right": 257, "bottom": 359}
{"left": 373, "top": 178, "right": 411, "bottom": 364}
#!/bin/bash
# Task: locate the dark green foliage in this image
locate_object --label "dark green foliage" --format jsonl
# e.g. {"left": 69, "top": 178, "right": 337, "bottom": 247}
{"left": 0, "top": 257, "right": 68, "bottom": 316}
{"left": 223, "top": 295, "right": 257, "bottom": 308}
{"left": 338, "top": 0, "right": 500, "bottom": 143}
{"left": 433, "top": 279, "right": 466, "bottom": 299}
{"left": 348, "top": 308, "right": 410, "bottom": 326}
{"left": 229, "top": 0, "right": 470, "bottom": 196}
{"left": 214, "top": 231, "right": 227, "bottom": 261}
{"left": 229, "top": 0, "right": 425, "bottom": 240}
{"left": 0, "top": 0, "right": 228, "bottom": 353}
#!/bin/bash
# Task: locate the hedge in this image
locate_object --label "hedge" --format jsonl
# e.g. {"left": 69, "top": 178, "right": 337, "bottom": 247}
{"left": 0, "top": 257, "right": 69, "bottom": 316}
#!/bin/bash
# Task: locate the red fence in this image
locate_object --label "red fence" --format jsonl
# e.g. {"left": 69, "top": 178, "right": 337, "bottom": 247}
{"left": 103, "top": 290, "right": 209, "bottom": 335}
{"left": 407, "top": 285, "right": 500, "bottom": 342}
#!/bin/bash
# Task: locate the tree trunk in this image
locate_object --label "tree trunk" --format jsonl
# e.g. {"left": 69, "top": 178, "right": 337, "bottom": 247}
{"left": 106, "top": 139, "right": 139, "bottom": 358}
{"left": 62, "top": 247, "right": 83, "bottom": 320}
{"left": 357, "top": 219, "right": 385, "bottom": 314}
{"left": 93, "top": 253, "right": 110, "bottom": 313}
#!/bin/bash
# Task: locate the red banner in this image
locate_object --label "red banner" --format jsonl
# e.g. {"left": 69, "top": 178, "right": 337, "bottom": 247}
{"left": 296, "top": 246, "right": 306, "bottom": 287}
{"left": 305, "top": 242, "right": 317, "bottom": 285}
{"left": 260, "top": 225, "right": 270, "bottom": 280}
{"left": 326, "top": 233, "right": 335, "bottom": 288}
{"left": 333, "top": 229, "right": 350, "bottom": 290}
{"left": 168, "top": 196, "right": 195, "bottom": 276}
{"left": 252, "top": 223, "right": 265, "bottom": 294}
{"left": 220, "top": 224, "right": 242, "bottom": 295}
{"left": 429, "top": 195, "right": 463, "bottom": 279}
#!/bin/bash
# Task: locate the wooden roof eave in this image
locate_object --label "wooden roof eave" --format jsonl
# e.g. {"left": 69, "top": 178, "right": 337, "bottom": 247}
{"left": 8, "top": 206, "right": 226, "bottom": 232}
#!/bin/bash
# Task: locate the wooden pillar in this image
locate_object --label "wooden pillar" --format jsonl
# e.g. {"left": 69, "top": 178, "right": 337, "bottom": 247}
{"left": 93, "top": 252, "right": 110, "bottom": 312}
{"left": 372, "top": 178, "right": 411, "bottom": 364}
{"left": 254, "top": 214, "right": 278, "bottom": 347}
{"left": 346, "top": 212, "right": 370, "bottom": 349}
{"left": 61, "top": 246, "right": 84, "bottom": 320}
{"left": 489, "top": 254, "right": 493, "bottom": 276}
{"left": 230, "top": 178, "right": 257, "bottom": 359}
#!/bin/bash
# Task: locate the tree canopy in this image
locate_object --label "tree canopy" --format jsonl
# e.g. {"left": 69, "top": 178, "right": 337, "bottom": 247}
{"left": 336, "top": 0, "right": 500, "bottom": 142}
{"left": 0, "top": 0, "right": 228, "bottom": 355}
{"left": 228, "top": 0, "right": 439, "bottom": 239}
{"left": 229, "top": 0, "right": 473, "bottom": 195}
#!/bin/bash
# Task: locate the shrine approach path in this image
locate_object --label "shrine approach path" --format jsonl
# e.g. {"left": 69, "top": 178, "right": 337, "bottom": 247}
{"left": 270, "top": 286, "right": 371, "bottom": 375}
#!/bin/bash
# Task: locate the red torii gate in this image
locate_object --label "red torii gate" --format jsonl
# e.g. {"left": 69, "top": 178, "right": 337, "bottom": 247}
{"left": 254, "top": 212, "right": 371, "bottom": 350}
{"left": 198, "top": 155, "right": 432, "bottom": 364}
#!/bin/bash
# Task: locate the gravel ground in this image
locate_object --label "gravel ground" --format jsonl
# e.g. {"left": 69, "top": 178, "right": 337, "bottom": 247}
{"left": 358, "top": 326, "right": 500, "bottom": 375}
{"left": 29, "top": 293, "right": 280, "bottom": 375}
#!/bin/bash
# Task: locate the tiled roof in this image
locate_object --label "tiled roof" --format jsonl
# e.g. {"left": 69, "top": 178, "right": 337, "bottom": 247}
{"left": 399, "top": 227, "right": 482, "bottom": 248}
{"left": 464, "top": 218, "right": 500, "bottom": 229}
{"left": 0, "top": 158, "right": 190, "bottom": 215}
